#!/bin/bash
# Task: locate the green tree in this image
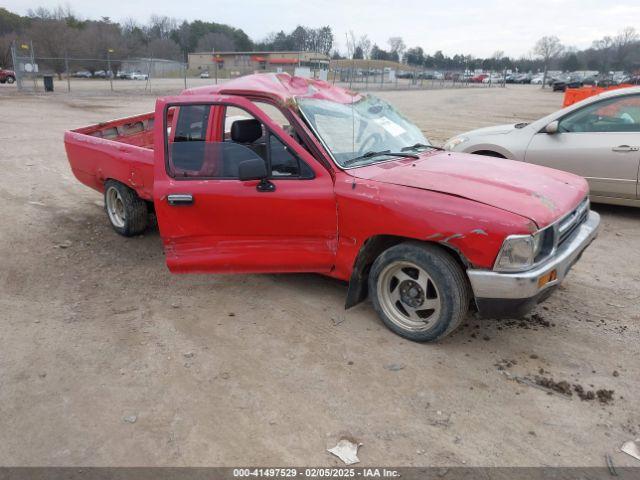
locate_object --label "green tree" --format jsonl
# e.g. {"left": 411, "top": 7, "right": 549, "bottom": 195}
{"left": 404, "top": 46, "right": 424, "bottom": 66}
{"left": 561, "top": 52, "right": 581, "bottom": 71}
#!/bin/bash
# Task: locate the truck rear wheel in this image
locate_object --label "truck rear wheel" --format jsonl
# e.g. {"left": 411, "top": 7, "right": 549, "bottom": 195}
{"left": 369, "top": 242, "right": 470, "bottom": 342}
{"left": 104, "top": 180, "right": 148, "bottom": 237}
{"left": 6, "top": 76, "right": 15, "bottom": 84}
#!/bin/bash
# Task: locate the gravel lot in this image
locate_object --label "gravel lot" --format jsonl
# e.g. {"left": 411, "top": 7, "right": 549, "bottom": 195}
{"left": 0, "top": 82, "right": 638, "bottom": 467}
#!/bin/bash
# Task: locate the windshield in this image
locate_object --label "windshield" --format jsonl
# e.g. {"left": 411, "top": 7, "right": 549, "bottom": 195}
{"left": 297, "top": 94, "right": 431, "bottom": 168}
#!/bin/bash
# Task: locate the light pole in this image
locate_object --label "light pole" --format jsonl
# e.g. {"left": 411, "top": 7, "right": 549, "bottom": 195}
{"left": 65, "top": 50, "right": 70, "bottom": 92}
{"left": 212, "top": 49, "right": 218, "bottom": 85}
{"left": 107, "top": 48, "right": 114, "bottom": 91}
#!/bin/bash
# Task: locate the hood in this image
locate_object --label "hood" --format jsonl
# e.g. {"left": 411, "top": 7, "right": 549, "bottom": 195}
{"left": 463, "top": 123, "right": 518, "bottom": 136}
{"left": 348, "top": 151, "right": 588, "bottom": 228}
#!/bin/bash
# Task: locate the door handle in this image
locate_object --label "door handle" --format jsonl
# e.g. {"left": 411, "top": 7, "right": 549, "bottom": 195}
{"left": 612, "top": 145, "right": 639, "bottom": 152}
{"left": 167, "top": 194, "right": 193, "bottom": 206}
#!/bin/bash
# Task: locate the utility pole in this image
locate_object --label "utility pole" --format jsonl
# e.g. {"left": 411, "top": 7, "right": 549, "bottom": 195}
{"left": 345, "top": 32, "right": 354, "bottom": 90}
{"left": 65, "top": 51, "right": 70, "bottom": 92}
{"left": 10, "top": 41, "right": 20, "bottom": 91}
{"left": 30, "top": 41, "right": 37, "bottom": 90}
{"left": 107, "top": 48, "right": 114, "bottom": 91}
{"left": 213, "top": 48, "right": 218, "bottom": 85}
{"left": 183, "top": 50, "right": 187, "bottom": 89}
{"left": 365, "top": 60, "right": 369, "bottom": 90}
{"left": 145, "top": 57, "right": 152, "bottom": 91}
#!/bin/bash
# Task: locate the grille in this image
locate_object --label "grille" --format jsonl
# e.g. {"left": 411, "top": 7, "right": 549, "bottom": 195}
{"left": 557, "top": 197, "right": 589, "bottom": 247}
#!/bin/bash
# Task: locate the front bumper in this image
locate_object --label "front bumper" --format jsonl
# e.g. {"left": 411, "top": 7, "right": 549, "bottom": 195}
{"left": 468, "top": 210, "right": 600, "bottom": 318}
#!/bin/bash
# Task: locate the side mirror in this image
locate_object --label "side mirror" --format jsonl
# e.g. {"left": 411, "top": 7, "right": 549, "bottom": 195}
{"left": 238, "top": 158, "right": 268, "bottom": 181}
{"left": 544, "top": 121, "right": 559, "bottom": 134}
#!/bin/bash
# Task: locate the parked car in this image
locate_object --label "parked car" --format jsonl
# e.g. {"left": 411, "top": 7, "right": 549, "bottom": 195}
{"left": 444, "top": 86, "right": 640, "bottom": 207}
{"left": 552, "top": 78, "right": 583, "bottom": 92}
{"left": 93, "top": 70, "right": 109, "bottom": 78}
{"left": 64, "top": 73, "right": 599, "bottom": 342}
{"left": 0, "top": 68, "right": 16, "bottom": 84}
{"left": 515, "top": 73, "right": 532, "bottom": 84}
{"left": 530, "top": 75, "right": 545, "bottom": 85}
{"left": 596, "top": 79, "right": 617, "bottom": 88}
{"left": 470, "top": 74, "right": 488, "bottom": 83}
{"left": 200, "top": 71, "right": 210, "bottom": 79}
{"left": 482, "top": 74, "right": 503, "bottom": 84}
{"left": 72, "top": 70, "right": 92, "bottom": 78}
{"left": 117, "top": 71, "right": 132, "bottom": 80}
{"left": 130, "top": 72, "right": 148, "bottom": 80}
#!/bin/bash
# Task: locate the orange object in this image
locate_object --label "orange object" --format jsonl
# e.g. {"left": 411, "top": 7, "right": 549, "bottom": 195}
{"left": 563, "top": 84, "right": 635, "bottom": 107}
{"left": 538, "top": 270, "right": 557, "bottom": 288}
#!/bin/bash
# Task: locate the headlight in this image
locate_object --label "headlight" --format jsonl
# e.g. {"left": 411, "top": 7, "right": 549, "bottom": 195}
{"left": 443, "top": 136, "right": 468, "bottom": 151}
{"left": 494, "top": 232, "right": 545, "bottom": 272}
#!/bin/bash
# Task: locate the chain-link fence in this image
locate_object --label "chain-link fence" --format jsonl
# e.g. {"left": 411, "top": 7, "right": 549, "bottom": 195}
{"left": 329, "top": 66, "right": 507, "bottom": 91}
{"left": 10, "top": 46, "right": 192, "bottom": 94}
{"left": 9, "top": 45, "right": 506, "bottom": 95}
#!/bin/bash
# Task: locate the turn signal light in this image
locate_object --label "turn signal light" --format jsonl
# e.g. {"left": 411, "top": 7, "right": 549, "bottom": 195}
{"left": 538, "top": 270, "right": 558, "bottom": 288}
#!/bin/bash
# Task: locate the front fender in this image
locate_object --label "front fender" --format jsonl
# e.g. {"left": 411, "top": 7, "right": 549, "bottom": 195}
{"left": 331, "top": 175, "right": 536, "bottom": 306}
{"left": 463, "top": 142, "right": 515, "bottom": 159}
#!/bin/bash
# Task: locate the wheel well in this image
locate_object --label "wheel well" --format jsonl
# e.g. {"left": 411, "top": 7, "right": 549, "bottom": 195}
{"left": 103, "top": 178, "right": 157, "bottom": 222}
{"left": 104, "top": 178, "right": 125, "bottom": 190}
{"left": 472, "top": 150, "right": 506, "bottom": 158}
{"left": 345, "top": 235, "right": 469, "bottom": 309}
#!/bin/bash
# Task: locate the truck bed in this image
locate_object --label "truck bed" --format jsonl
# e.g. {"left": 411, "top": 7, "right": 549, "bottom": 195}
{"left": 64, "top": 112, "right": 157, "bottom": 201}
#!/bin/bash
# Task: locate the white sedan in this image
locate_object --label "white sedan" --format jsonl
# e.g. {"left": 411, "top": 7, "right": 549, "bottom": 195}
{"left": 444, "top": 87, "right": 640, "bottom": 207}
{"left": 130, "top": 72, "right": 148, "bottom": 80}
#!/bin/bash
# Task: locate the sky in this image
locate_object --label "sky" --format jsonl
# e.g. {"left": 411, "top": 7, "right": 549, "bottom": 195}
{"left": 4, "top": 0, "right": 639, "bottom": 57}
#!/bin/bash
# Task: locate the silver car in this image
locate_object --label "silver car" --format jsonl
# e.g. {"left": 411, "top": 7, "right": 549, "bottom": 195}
{"left": 444, "top": 87, "right": 640, "bottom": 207}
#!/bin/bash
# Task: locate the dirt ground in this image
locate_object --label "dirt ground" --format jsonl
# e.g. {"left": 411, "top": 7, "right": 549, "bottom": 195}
{"left": 0, "top": 82, "right": 638, "bottom": 467}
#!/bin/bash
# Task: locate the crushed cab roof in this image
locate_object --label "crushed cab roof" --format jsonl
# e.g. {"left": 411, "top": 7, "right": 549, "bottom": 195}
{"left": 181, "top": 72, "right": 360, "bottom": 105}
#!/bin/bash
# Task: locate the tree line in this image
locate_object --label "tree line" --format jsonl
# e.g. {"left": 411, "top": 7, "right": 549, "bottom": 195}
{"left": 0, "top": 6, "right": 333, "bottom": 75}
{"left": 341, "top": 29, "right": 639, "bottom": 74}
{"left": 1, "top": 5, "right": 638, "bottom": 77}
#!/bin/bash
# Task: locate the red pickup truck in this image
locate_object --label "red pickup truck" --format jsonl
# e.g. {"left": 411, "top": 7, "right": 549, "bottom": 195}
{"left": 64, "top": 73, "right": 600, "bottom": 342}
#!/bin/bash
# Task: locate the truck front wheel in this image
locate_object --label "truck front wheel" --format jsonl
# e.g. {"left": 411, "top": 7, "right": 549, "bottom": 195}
{"left": 104, "top": 180, "right": 148, "bottom": 237}
{"left": 369, "top": 242, "right": 470, "bottom": 342}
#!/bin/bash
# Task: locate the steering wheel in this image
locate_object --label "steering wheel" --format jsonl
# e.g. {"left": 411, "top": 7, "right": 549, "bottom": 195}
{"left": 357, "top": 133, "right": 384, "bottom": 156}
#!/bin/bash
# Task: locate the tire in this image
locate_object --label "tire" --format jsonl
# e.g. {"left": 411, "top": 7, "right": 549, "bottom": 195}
{"left": 104, "top": 180, "right": 148, "bottom": 237}
{"left": 6, "top": 76, "right": 15, "bottom": 84}
{"left": 368, "top": 242, "right": 470, "bottom": 342}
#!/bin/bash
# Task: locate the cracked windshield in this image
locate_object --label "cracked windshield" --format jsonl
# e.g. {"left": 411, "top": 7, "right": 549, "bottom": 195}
{"left": 298, "top": 94, "right": 433, "bottom": 167}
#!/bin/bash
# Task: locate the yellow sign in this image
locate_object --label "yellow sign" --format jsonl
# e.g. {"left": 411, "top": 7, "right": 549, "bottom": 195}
{"left": 20, "top": 44, "right": 29, "bottom": 49}
{"left": 108, "top": 48, "right": 114, "bottom": 53}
